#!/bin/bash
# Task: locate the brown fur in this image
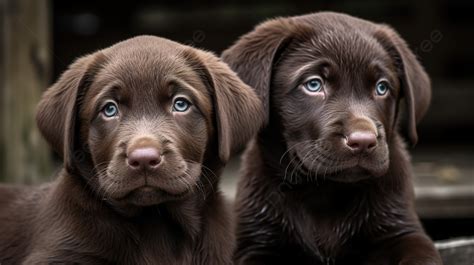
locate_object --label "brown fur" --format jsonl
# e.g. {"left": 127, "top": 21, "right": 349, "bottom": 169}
{"left": 0, "top": 35, "right": 264, "bottom": 264}
{"left": 222, "top": 12, "right": 442, "bottom": 265}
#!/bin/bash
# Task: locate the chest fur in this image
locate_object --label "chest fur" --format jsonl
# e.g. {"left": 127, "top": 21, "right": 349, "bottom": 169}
{"left": 284, "top": 187, "right": 409, "bottom": 260}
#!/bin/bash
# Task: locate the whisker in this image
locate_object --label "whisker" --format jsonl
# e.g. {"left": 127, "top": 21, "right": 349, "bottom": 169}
{"left": 289, "top": 144, "right": 316, "bottom": 183}
{"left": 290, "top": 147, "right": 313, "bottom": 182}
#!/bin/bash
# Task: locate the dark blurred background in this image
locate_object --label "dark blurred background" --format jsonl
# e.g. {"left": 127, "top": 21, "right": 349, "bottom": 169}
{"left": 1, "top": 0, "right": 473, "bottom": 243}
{"left": 52, "top": 0, "right": 474, "bottom": 148}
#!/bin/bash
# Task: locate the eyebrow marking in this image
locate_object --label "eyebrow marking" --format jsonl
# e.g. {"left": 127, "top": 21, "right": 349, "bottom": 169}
{"left": 290, "top": 59, "right": 335, "bottom": 85}
{"left": 93, "top": 85, "right": 120, "bottom": 102}
{"left": 292, "top": 62, "right": 318, "bottom": 84}
{"left": 370, "top": 61, "right": 398, "bottom": 85}
{"left": 169, "top": 77, "right": 212, "bottom": 115}
{"left": 88, "top": 84, "right": 123, "bottom": 117}
{"left": 170, "top": 78, "right": 201, "bottom": 98}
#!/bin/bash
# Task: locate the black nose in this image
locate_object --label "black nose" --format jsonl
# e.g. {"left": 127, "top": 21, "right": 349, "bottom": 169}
{"left": 127, "top": 147, "right": 162, "bottom": 170}
{"left": 346, "top": 131, "right": 377, "bottom": 153}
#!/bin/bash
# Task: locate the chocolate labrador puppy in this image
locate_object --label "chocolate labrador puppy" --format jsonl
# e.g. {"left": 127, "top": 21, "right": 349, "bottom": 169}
{"left": 0, "top": 36, "right": 263, "bottom": 264}
{"left": 222, "top": 12, "right": 442, "bottom": 265}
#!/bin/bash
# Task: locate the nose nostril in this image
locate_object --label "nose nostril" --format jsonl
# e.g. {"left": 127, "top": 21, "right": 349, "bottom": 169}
{"left": 348, "top": 143, "right": 360, "bottom": 150}
{"left": 149, "top": 158, "right": 160, "bottom": 167}
{"left": 129, "top": 160, "right": 140, "bottom": 168}
{"left": 368, "top": 142, "right": 377, "bottom": 149}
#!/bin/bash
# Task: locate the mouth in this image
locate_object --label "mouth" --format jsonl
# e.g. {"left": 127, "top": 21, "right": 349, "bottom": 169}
{"left": 322, "top": 166, "right": 374, "bottom": 183}
{"left": 289, "top": 149, "right": 387, "bottom": 183}
{"left": 120, "top": 186, "right": 189, "bottom": 207}
{"left": 100, "top": 152, "right": 203, "bottom": 208}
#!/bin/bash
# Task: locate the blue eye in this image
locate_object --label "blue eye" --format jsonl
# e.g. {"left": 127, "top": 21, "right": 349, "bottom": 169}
{"left": 102, "top": 102, "right": 118, "bottom": 118}
{"left": 303, "top": 77, "right": 323, "bottom": 93}
{"left": 376, "top": 81, "right": 389, "bottom": 96}
{"left": 173, "top": 98, "right": 191, "bottom": 112}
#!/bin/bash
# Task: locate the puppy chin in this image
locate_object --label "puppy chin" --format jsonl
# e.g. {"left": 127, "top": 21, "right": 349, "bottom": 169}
{"left": 101, "top": 175, "right": 195, "bottom": 214}
{"left": 324, "top": 168, "right": 373, "bottom": 183}
{"left": 359, "top": 160, "right": 389, "bottom": 177}
{"left": 122, "top": 187, "right": 190, "bottom": 207}
{"left": 326, "top": 160, "right": 389, "bottom": 183}
{"left": 105, "top": 187, "right": 191, "bottom": 217}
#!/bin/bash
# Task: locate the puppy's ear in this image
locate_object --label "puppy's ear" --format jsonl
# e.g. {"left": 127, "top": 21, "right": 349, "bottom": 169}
{"left": 187, "top": 50, "right": 265, "bottom": 164}
{"left": 374, "top": 26, "right": 431, "bottom": 146}
{"left": 36, "top": 55, "right": 92, "bottom": 157}
{"left": 221, "top": 18, "right": 295, "bottom": 123}
{"left": 36, "top": 53, "right": 106, "bottom": 173}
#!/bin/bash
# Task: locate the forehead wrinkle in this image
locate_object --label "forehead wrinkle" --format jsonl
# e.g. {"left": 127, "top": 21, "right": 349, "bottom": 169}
{"left": 108, "top": 47, "right": 186, "bottom": 82}
{"left": 306, "top": 28, "right": 387, "bottom": 72}
{"left": 103, "top": 52, "right": 197, "bottom": 99}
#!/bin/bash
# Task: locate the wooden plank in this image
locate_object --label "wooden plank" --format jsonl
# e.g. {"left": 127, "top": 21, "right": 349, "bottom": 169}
{"left": 0, "top": 0, "right": 5, "bottom": 176}
{"left": 0, "top": 0, "right": 52, "bottom": 183}
{"left": 413, "top": 148, "right": 474, "bottom": 218}
{"left": 416, "top": 186, "right": 474, "bottom": 218}
{"left": 436, "top": 238, "right": 474, "bottom": 265}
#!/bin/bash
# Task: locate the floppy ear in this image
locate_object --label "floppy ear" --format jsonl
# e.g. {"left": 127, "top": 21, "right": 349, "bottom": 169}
{"left": 37, "top": 55, "right": 93, "bottom": 157}
{"left": 36, "top": 52, "right": 106, "bottom": 174}
{"left": 221, "top": 18, "right": 295, "bottom": 123}
{"left": 188, "top": 50, "right": 265, "bottom": 164}
{"left": 374, "top": 26, "right": 431, "bottom": 146}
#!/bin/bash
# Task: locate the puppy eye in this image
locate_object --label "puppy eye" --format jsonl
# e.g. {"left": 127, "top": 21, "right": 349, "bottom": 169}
{"left": 375, "top": 80, "right": 390, "bottom": 96}
{"left": 303, "top": 77, "right": 323, "bottom": 93}
{"left": 102, "top": 101, "right": 119, "bottom": 118}
{"left": 173, "top": 97, "right": 191, "bottom": 112}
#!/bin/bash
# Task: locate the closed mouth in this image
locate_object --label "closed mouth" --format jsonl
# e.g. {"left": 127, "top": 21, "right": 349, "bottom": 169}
{"left": 290, "top": 150, "right": 385, "bottom": 181}
{"left": 127, "top": 186, "right": 189, "bottom": 198}
{"left": 114, "top": 185, "right": 189, "bottom": 206}
{"left": 104, "top": 166, "right": 192, "bottom": 195}
{"left": 290, "top": 150, "right": 355, "bottom": 173}
{"left": 323, "top": 167, "right": 373, "bottom": 182}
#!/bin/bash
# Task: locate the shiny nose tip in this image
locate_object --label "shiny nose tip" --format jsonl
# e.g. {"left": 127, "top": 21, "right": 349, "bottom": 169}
{"left": 346, "top": 131, "right": 377, "bottom": 153}
{"left": 127, "top": 147, "right": 162, "bottom": 170}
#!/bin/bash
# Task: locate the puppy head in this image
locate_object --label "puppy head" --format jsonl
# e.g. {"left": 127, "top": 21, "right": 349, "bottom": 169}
{"left": 222, "top": 12, "right": 430, "bottom": 183}
{"left": 37, "top": 36, "right": 263, "bottom": 210}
